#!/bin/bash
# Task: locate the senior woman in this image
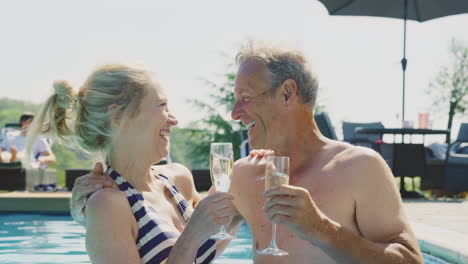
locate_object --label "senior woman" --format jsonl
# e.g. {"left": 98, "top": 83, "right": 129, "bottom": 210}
{"left": 26, "top": 64, "right": 240, "bottom": 264}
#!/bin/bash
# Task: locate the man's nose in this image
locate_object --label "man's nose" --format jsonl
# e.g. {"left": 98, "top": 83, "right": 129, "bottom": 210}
{"left": 231, "top": 101, "right": 243, "bottom": 121}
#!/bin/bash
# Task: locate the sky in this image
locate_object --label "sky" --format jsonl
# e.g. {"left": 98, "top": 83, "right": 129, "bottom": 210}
{"left": 1, "top": 0, "right": 467, "bottom": 140}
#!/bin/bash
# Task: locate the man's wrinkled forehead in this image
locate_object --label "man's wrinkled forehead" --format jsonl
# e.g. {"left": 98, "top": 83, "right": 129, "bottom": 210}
{"left": 237, "top": 59, "right": 268, "bottom": 77}
{"left": 235, "top": 60, "right": 270, "bottom": 94}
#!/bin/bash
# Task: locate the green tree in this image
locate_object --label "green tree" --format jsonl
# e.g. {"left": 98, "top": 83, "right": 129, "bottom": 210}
{"left": 170, "top": 126, "right": 211, "bottom": 170}
{"left": 186, "top": 72, "right": 243, "bottom": 169}
{"left": 428, "top": 39, "right": 468, "bottom": 143}
{"left": 0, "top": 98, "right": 40, "bottom": 126}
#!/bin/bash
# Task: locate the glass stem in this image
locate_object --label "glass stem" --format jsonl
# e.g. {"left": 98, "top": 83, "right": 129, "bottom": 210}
{"left": 270, "top": 223, "right": 278, "bottom": 249}
{"left": 220, "top": 225, "right": 228, "bottom": 234}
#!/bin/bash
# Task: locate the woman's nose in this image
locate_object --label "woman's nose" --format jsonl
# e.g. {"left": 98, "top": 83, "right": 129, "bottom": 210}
{"left": 168, "top": 113, "right": 178, "bottom": 126}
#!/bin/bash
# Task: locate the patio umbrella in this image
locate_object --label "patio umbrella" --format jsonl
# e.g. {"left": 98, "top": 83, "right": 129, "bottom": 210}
{"left": 318, "top": 0, "right": 468, "bottom": 122}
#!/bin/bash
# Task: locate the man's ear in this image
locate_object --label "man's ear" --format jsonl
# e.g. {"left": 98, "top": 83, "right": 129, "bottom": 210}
{"left": 107, "top": 104, "right": 121, "bottom": 127}
{"left": 281, "top": 79, "right": 298, "bottom": 106}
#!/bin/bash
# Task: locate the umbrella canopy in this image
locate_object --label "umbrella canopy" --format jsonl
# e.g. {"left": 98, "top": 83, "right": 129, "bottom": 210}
{"left": 318, "top": 0, "right": 468, "bottom": 123}
{"left": 319, "top": 0, "right": 468, "bottom": 22}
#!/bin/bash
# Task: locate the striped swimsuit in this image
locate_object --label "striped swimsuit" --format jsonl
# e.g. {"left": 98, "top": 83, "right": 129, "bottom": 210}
{"left": 107, "top": 166, "right": 217, "bottom": 264}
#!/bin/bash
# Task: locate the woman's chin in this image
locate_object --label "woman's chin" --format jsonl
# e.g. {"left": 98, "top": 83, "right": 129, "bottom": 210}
{"left": 153, "top": 150, "right": 169, "bottom": 164}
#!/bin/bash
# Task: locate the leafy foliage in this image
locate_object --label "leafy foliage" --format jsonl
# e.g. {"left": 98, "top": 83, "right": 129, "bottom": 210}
{"left": 0, "top": 98, "right": 41, "bottom": 126}
{"left": 169, "top": 127, "right": 211, "bottom": 170}
{"left": 428, "top": 39, "right": 468, "bottom": 142}
{"left": 183, "top": 73, "right": 243, "bottom": 169}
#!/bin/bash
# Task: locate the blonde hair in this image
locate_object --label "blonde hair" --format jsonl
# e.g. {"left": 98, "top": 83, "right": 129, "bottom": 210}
{"left": 236, "top": 41, "right": 319, "bottom": 109}
{"left": 26, "top": 63, "right": 150, "bottom": 162}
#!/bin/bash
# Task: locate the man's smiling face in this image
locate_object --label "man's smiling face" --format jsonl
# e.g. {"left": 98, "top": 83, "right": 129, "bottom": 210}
{"left": 231, "top": 59, "right": 284, "bottom": 150}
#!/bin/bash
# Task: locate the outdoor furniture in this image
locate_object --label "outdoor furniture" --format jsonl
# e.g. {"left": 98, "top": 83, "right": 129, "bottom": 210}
{"left": 314, "top": 113, "right": 338, "bottom": 140}
{"left": 65, "top": 169, "right": 90, "bottom": 191}
{"left": 392, "top": 143, "right": 426, "bottom": 196}
{"left": 239, "top": 129, "right": 250, "bottom": 157}
{"left": 422, "top": 147, "right": 445, "bottom": 191}
{"left": 0, "top": 161, "right": 26, "bottom": 191}
{"left": 191, "top": 169, "right": 211, "bottom": 192}
{"left": 378, "top": 142, "right": 426, "bottom": 198}
{"left": 356, "top": 127, "right": 450, "bottom": 198}
{"left": 25, "top": 168, "right": 58, "bottom": 192}
{"left": 444, "top": 123, "right": 468, "bottom": 193}
{"left": 342, "top": 121, "right": 384, "bottom": 149}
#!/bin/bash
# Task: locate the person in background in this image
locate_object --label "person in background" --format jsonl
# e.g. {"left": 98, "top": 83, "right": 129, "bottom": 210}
{"left": 0, "top": 113, "right": 55, "bottom": 165}
{"left": 0, "top": 113, "right": 56, "bottom": 191}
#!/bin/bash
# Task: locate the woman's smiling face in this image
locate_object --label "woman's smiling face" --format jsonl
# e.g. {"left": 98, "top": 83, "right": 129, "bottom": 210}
{"left": 119, "top": 79, "right": 178, "bottom": 163}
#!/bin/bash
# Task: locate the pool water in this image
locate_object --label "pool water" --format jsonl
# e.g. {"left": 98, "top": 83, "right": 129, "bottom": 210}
{"left": 0, "top": 214, "right": 89, "bottom": 264}
{"left": 0, "top": 214, "right": 450, "bottom": 264}
{"left": 0, "top": 214, "right": 253, "bottom": 264}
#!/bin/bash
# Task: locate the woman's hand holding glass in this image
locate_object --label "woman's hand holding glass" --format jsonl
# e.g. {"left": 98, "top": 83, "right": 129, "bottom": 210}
{"left": 209, "top": 142, "right": 235, "bottom": 240}
{"left": 188, "top": 192, "right": 237, "bottom": 243}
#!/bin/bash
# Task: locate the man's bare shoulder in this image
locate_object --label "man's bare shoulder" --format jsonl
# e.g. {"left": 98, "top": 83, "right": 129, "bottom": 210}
{"left": 331, "top": 143, "right": 397, "bottom": 196}
{"left": 327, "top": 141, "right": 382, "bottom": 167}
{"left": 319, "top": 141, "right": 389, "bottom": 183}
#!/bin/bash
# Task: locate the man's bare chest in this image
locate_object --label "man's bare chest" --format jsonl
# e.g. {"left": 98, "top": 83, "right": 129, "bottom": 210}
{"left": 234, "top": 167, "right": 357, "bottom": 238}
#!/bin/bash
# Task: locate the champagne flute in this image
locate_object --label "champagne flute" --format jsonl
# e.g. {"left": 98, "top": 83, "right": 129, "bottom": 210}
{"left": 257, "top": 156, "right": 289, "bottom": 256}
{"left": 209, "top": 142, "right": 235, "bottom": 240}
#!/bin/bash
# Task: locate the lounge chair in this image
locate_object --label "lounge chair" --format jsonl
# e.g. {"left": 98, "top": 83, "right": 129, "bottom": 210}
{"left": 421, "top": 144, "right": 446, "bottom": 191}
{"left": 314, "top": 113, "right": 338, "bottom": 140}
{"left": 444, "top": 123, "right": 468, "bottom": 193}
{"left": 342, "top": 121, "right": 384, "bottom": 149}
{"left": 65, "top": 169, "right": 90, "bottom": 191}
{"left": 0, "top": 161, "right": 26, "bottom": 191}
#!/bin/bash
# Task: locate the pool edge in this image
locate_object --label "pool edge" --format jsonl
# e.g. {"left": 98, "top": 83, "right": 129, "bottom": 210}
{"left": 0, "top": 191, "right": 71, "bottom": 213}
{"left": 412, "top": 221, "right": 468, "bottom": 264}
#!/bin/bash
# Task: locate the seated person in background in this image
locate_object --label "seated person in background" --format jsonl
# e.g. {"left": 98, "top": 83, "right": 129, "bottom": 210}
{"left": 0, "top": 113, "right": 56, "bottom": 166}
{"left": 27, "top": 63, "right": 240, "bottom": 264}
{"left": 0, "top": 113, "right": 56, "bottom": 191}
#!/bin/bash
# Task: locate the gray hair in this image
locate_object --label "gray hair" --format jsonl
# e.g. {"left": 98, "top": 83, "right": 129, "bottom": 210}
{"left": 26, "top": 63, "right": 150, "bottom": 160}
{"left": 235, "top": 41, "right": 319, "bottom": 109}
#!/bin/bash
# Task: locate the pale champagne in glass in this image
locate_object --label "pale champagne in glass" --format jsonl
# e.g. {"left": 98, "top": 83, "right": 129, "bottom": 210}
{"left": 257, "top": 156, "right": 290, "bottom": 256}
{"left": 209, "top": 142, "right": 234, "bottom": 240}
{"left": 210, "top": 152, "right": 233, "bottom": 192}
